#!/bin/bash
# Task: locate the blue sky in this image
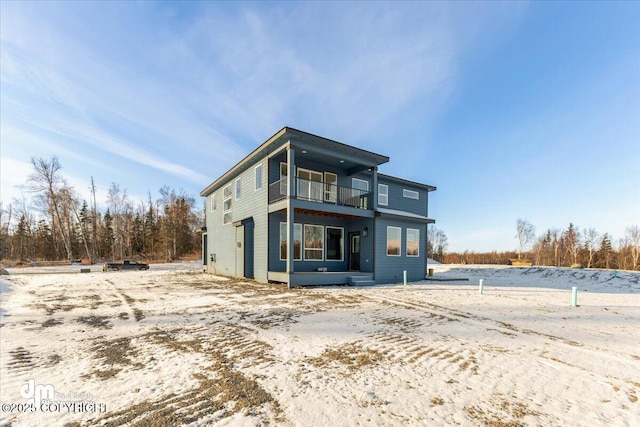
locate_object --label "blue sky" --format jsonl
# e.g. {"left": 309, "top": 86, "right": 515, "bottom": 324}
{"left": 1, "top": 1, "right": 638, "bottom": 252}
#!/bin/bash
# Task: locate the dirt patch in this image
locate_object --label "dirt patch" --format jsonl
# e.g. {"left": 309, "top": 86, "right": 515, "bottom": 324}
{"left": 308, "top": 343, "right": 384, "bottom": 372}
{"left": 42, "top": 318, "right": 63, "bottom": 328}
{"left": 8, "top": 347, "right": 35, "bottom": 370}
{"left": 76, "top": 315, "right": 112, "bottom": 329}
{"left": 84, "top": 337, "right": 143, "bottom": 380}
{"left": 86, "top": 350, "right": 283, "bottom": 426}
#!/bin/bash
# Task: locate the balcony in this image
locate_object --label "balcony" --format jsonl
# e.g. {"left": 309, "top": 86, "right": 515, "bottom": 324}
{"left": 269, "top": 177, "right": 372, "bottom": 210}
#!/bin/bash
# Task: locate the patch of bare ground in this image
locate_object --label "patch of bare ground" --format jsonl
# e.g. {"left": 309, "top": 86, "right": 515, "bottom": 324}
{"left": 41, "top": 317, "right": 63, "bottom": 328}
{"left": 48, "top": 353, "right": 63, "bottom": 365}
{"left": 237, "top": 308, "right": 305, "bottom": 329}
{"left": 120, "top": 292, "right": 145, "bottom": 321}
{"left": 32, "top": 300, "right": 80, "bottom": 315}
{"left": 307, "top": 343, "right": 385, "bottom": 372}
{"left": 8, "top": 347, "right": 35, "bottom": 370}
{"left": 465, "top": 395, "right": 542, "bottom": 427}
{"left": 76, "top": 315, "right": 112, "bottom": 329}
{"left": 86, "top": 351, "right": 283, "bottom": 426}
{"left": 83, "top": 337, "right": 144, "bottom": 380}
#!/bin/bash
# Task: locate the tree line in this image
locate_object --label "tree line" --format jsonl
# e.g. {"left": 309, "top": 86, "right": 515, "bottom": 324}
{"left": 0, "top": 156, "right": 203, "bottom": 264}
{"left": 428, "top": 220, "right": 640, "bottom": 271}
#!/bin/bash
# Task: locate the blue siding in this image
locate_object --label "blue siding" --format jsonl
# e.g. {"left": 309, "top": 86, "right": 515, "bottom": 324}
{"left": 373, "top": 218, "right": 427, "bottom": 284}
{"left": 378, "top": 178, "right": 427, "bottom": 217}
{"left": 268, "top": 211, "right": 373, "bottom": 273}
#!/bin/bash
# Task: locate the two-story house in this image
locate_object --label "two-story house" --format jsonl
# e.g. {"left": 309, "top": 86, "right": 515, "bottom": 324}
{"left": 200, "top": 127, "right": 436, "bottom": 287}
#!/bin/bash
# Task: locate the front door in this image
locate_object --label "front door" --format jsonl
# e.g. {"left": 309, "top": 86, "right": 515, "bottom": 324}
{"left": 349, "top": 232, "right": 361, "bottom": 271}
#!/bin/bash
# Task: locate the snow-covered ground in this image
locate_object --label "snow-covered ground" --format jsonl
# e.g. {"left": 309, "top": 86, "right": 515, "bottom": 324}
{"left": 1, "top": 264, "right": 638, "bottom": 426}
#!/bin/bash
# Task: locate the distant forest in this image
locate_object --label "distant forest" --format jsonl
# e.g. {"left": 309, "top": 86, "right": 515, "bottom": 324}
{"left": 2, "top": 157, "right": 638, "bottom": 271}
{"left": 428, "top": 219, "right": 639, "bottom": 271}
{"left": 0, "top": 156, "right": 203, "bottom": 264}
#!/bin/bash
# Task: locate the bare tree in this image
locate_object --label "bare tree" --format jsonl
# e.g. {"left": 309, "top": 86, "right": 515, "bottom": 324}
{"left": 516, "top": 218, "right": 535, "bottom": 260}
{"left": 625, "top": 225, "right": 639, "bottom": 270}
{"left": 27, "top": 156, "right": 74, "bottom": 260}
{"left": 582, "top": 228, "right": 599, "bottom": 268}
{"left": 427, "top": 226, "right": 448, "bottom": 263}
{"left": 563, "top": 223, "right": 579, "bottom": 266}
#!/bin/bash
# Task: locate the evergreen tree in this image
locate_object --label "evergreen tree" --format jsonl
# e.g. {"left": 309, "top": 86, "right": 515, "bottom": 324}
{"left": 598, "top": 233, "right": 614, "bottom": 269}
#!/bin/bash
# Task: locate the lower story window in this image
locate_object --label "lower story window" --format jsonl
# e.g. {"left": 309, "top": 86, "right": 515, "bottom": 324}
{"left": 387, "top": 226, "right": 401, "bottom": 256}
{"left": 279, "top": 223, "right": 302, "bottom": 260}
{"left": 326, "top": 227, "right": 344, "bottom": 261}
{"left": 304, "top": 224, "right": 324, "bottom": 260}
{"left": 406, "top": 228, "right": 419, "bottom": 257}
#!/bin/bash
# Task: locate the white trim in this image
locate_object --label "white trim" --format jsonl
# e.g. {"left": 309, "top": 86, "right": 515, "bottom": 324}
{"left": 304, "top": 224, "right": 324, "bottom": 261}
{"left": 325, "top": 226, "right": 344, "bottom": 261}
{"left": 211, "top": 193, "right": 217, "bottom": 212}
{"left": 403, "top": 189, "right": 419, "bottom": 200}
{"left": 324, "top": 172, "right": 337, "bottom": 203}
{"left": 352, "top": 177, "right": 369, "bottom": 191}
{"left": 279, "top": 222, "right": 302, "bottom": 261}
{"left": 378, "top": 184, "right": 388, "bottom": 206}
{"left": 297, "top": 168, "right": 323, "bottom": 201}
{"left": 223, "top": 184, "right": 232, "bottom": 225}
{"left": 235, "top": 178, "right": 242, "bottom": 200}
{"left": 406, "top": 228, "right": 419, "bottom": 257}
{"left": 386, "top": 226, "right": 402, "bottom": 257}
{"left": 254, "top": 163, "right": 263, "bottom": 191}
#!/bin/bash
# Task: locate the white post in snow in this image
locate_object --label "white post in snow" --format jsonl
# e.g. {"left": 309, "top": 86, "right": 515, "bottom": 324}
{"left": 571, "top": 287, "right": 578, "bottom": 307}
{"left": 479, "top": 279, "right": 484, "bottom": 295}
{"left": 403, "top": 270, "right": 407, "bottom": 286}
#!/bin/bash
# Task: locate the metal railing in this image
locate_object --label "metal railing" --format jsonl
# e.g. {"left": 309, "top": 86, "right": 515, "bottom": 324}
{"left": 268, "top": 178, "right": 371, "bottom": 209}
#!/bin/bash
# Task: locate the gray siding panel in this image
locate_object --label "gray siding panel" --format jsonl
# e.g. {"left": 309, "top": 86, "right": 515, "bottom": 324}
{"left": 373, "top": 217, "right": 427, "bottom": 284}
{"left": 206, "top": 156, "right": 268, "bottom": 282}
{"left": 268, "top": 211, "right": 374, "bottom": 274}
{"left": 378, "top": 179, "right": 427, "bottom": 217}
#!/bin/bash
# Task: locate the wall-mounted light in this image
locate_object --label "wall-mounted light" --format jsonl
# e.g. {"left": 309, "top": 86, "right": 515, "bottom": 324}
{"left": 363, "top": 227, "right": 368, "bottom": 237}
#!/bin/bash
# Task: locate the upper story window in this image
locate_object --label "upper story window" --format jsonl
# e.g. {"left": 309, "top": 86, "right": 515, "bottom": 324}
{"left": 352, "top": 178, "right": 369, "bottom": 192}
{"left": 211, "top": 193, "right": 217, "bottom": 212}
{"left": 235, "top": 178, "right": 242, "bottom": 200}
{"left": 255, "top": 164, "right": 263, "bottom": 190}
{"left": 223, "top": 184, "right": 232, "bottom": 224}
{"left": 403, "top": 189, "right": 419, "bottom": 200}
{"left": 324, "top": 172, "right": 337, "bottom": 203}
{"left": 378, "top": 184, "right": 388, "bottom": 206}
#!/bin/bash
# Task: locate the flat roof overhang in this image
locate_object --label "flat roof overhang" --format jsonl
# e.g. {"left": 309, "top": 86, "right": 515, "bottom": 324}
{"left": 201, "top": 127, "right": 389, "bottom": 197}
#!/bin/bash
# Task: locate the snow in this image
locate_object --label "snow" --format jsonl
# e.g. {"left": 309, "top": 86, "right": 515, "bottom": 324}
{"left": 1, "top": 264, "right": 639, "bottom": 426}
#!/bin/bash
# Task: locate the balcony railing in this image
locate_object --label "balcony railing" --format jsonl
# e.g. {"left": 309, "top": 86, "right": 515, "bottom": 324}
{"left": 268, "top": 178, "right": 371, "bottom": 210}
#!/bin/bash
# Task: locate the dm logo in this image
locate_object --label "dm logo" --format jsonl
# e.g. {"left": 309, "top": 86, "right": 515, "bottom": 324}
{"left": 19, "top": 379, "right": 55, "bottom": 407}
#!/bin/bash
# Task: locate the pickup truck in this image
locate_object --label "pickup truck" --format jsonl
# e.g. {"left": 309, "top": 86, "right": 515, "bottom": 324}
{"left": 103, "top": 260, "right": 150, "bottom": 271}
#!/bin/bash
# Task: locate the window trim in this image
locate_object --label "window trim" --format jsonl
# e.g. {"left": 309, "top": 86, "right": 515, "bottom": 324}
{"left": 279, "top": 222, "right": 302, "bottom": 261}
{"left": 406, "top": 228, "right": 420, "bottom": 257}
{"left": 324, "top": 172, "right": 337, "bottom": 203}
{"left": 325, "top": 226, "right": 344, "bottom": 261}
{"left": 352, "top": 177, "right": 369, "bottom": 191}
{"left": 235, "top": 178, "right": 242, "bottom": 201}
{"left": 297, "top": 167, "right": 323, "bottom": 202}
{"left": 403, "top": 189, "right": 419, "bottom": 200}
{"left": 254, "top": 163, "right": 263, "bottom": 191}
{"left": 304, "top": 224, "right": 324, "bottom": 261}
{"left": 211, "top": 193, "right": 217, "bottom": 212}
{"left": 378, "top": 184, "right": 388, "bottom": 206}
{"left": 223, "top": 184, "right": 232, "bottom": 225}
{"left": 386, "top": 226, "right": 402, "bottom": 257}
